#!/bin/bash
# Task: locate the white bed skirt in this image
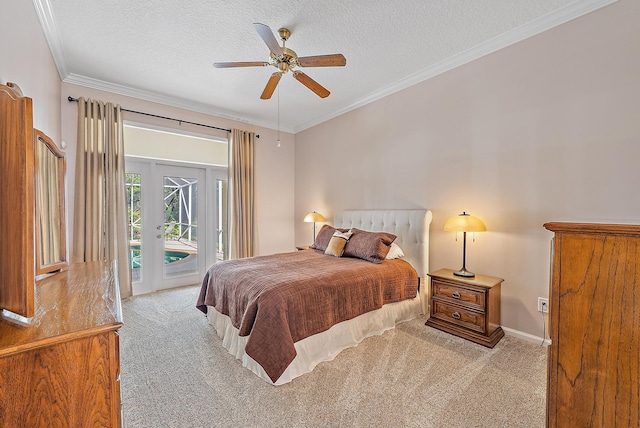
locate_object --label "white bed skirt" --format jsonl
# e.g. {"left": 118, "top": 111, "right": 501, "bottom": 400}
{"left": 206, "top": 293, "right": 422, "bottom": 385}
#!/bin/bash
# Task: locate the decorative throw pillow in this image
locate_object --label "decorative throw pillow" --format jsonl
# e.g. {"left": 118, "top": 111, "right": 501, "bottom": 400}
{"left": 385, "top": 242, "right": 405, "bottom": 259}
{"left": 343, "top": 228, "right": 396, "bottom": 263}
{"left": 324, "top": 230, "right": 354, "bottom": 257}
{"left": 311, "top": 224, "right": 349, "bottom": 251}
{"left": 311, "top": 225, "right": 336, "bottom": 251}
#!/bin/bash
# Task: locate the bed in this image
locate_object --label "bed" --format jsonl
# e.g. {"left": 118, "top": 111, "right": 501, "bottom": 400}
{"left": 196, "top": 209, "right": 432, "bottom": 385}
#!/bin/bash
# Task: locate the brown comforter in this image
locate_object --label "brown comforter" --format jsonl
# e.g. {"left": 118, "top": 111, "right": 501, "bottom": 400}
{"left": 196, "top": 249, "right": 418, "bottom": 382}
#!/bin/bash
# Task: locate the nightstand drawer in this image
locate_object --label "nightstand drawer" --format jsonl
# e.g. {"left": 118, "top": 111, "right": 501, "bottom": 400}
{"left": 431, "top": 300, "right": 486, "bottom": 334}
{"left": 427, "top": 269, "right": 504, "bottom": 348}
{"left": 431, "top": 279, "right": 486, "bottom": 311}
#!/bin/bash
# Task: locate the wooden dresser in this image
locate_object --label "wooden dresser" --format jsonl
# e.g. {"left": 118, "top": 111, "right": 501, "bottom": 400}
{"left": 426, "top": 268, "right": 504, "bottom": 348}
{"left": 544, "top": 222, "right": 639, "bottom": 428}
{"left": 0, "top": 261, "right": 123, "bottom": 427}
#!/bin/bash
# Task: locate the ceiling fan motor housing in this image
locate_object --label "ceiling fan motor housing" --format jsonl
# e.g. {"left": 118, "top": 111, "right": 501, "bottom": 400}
{"left": 272, "top": 47, "right": 297, "bottom": 73}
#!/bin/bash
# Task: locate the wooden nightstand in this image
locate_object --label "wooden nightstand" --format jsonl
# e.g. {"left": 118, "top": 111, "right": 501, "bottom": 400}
{"left": 295, "top": 245, "right": 310, "bottom": 251}
{"left": 426, "top": 268, "right": 504, "bottom": 348}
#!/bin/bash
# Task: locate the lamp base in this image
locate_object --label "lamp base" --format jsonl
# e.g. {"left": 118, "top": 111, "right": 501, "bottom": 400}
{"left": 453, "top": 268, "right": 475, "bottom": 278}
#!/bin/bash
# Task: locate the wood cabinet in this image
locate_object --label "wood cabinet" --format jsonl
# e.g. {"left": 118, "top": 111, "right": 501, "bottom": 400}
{"left": 0, "top": 261, "right": 123, "bottom": 427}
{"left": 426, "top": 268, "right": 504, "bottom": 347}
{"left": 544, "top": 222, "right": 639, "bottom": 428}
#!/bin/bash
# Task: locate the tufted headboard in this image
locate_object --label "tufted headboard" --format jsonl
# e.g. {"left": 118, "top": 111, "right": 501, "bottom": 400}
{"left": 334, "top": 210, "right": 432, "bottom": 279}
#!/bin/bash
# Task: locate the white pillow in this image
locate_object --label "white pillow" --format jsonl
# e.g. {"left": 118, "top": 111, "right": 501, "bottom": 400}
{"left": 385, "top": 242, "right": 405, "bottom": 259}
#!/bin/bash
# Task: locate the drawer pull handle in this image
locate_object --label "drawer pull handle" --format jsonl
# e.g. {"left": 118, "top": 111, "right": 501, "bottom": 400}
{"left": 452, "top": 291, "right": 461, "bottom": 299}
{"left": 452, "top": 312, "right": 461, "bottom": 320}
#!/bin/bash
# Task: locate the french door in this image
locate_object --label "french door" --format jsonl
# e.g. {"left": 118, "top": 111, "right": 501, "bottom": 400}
{"left": 126, "top": 158, "right": 226, "bottom": 295}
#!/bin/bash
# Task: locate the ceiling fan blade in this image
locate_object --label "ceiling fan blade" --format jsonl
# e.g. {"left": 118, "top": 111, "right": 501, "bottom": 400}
{"left": 260, "top": 72, "right": 282, "bottom": 100}
{"left": 214, "top": 61, "right": 269, "bottom": 68}
{"left": 253, "top": 23, "right": 283, "bottom": 57}
{"left": 297, "top": 54, "right": 346, "bottom": 67}
{"left": 293, "top": 71, "right": 330, "bottom": 98}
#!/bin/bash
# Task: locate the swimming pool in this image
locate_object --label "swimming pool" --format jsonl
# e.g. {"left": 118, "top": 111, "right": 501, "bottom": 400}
{"left": 129, "top": 245, "right": 190, "bottom": 269}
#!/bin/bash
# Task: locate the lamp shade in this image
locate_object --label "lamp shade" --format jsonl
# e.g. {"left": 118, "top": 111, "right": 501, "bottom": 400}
{"left": 444, "top": 212, "right": 486, "bottom": 232}
{"left": 304, "top": 211, "right": 326, "bottom": 223}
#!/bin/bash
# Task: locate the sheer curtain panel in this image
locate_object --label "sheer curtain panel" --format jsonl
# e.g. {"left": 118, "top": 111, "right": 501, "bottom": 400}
{"left": 73, "top": 98, "right": 132, "bottom": 298}
{"left": 228, "top": 129, "right": 255, "bottom": 259}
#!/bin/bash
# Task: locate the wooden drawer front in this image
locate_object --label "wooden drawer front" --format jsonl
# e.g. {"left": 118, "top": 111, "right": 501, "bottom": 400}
{"left": 432, "top": 300, "right": 486, "bottom": 334}
{"left": 0, "top": 332, "right": 118, "bottom": 427}
{"left": 432, "top": 280, "right": 486, "bottom": 311}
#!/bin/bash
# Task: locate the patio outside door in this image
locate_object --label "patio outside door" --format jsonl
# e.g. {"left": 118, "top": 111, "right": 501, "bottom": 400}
{"left": 126, "top": 160, "right": 208, "bottom": 294}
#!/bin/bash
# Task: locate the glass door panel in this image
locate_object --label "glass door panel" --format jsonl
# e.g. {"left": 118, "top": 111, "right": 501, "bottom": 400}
{"left": 126, "top": 160, "right": 153, "bottom": 295}
{"left": 163, "top": 175, "right": 198, "bottom": 278}
{"left": 126, "top": 172, "right": 143, "bottom": 283}
{"left": 156, "top": 165, "right": 206, "bottom": 290}
{"left": 216, "top": 178, "right": 228, "bottom": 261}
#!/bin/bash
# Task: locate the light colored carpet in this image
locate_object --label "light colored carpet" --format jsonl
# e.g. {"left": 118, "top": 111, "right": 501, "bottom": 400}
{"left": 120, "top": 285, "right": 547, "bottom": 428}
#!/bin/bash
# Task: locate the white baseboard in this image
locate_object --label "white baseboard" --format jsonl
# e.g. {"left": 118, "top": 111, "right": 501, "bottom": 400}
{"left": 502, "top": 326, "right": 551, "bottom": 346}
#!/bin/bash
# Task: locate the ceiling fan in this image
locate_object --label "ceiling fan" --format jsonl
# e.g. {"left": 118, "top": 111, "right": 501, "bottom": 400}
{"left": 214, "top": 23, "right": 346, "bottom": 100}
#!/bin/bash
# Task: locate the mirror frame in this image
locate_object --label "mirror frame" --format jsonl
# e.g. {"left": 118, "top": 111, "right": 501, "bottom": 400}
{"left": 34, "top": 129, "right": 67, "bottom": 275}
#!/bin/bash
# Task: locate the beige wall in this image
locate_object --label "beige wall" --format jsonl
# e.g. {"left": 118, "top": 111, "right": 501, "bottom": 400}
{"left": 294, "top": 0, "right": 640, "bottom": 338}
{"left": 0, "top": 1, "right": 61, "bottom": 142}
{"left": 61, "top": 82, "right": 295, "bottom": 257}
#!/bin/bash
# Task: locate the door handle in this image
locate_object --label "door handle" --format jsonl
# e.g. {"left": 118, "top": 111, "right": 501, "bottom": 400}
{"left": 156, "top": 234, "right": 162, "bottom": 239}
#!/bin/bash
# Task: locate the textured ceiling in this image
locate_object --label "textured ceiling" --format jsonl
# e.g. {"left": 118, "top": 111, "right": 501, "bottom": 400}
{"left": 36, "top": 0, "right": 614, "bottom": 133}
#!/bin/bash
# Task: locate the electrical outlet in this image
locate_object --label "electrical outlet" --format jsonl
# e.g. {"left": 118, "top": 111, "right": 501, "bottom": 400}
{"left": 538, "top": 297, "right": 549, "bottom": 313}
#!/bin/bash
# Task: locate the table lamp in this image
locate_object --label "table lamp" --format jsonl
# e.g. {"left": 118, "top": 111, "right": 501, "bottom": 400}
{"left": 303, "top": 211, "right": 326, "bottom": 243}
{"left": 444, "top": 211, "right": 486, "bottom": 277}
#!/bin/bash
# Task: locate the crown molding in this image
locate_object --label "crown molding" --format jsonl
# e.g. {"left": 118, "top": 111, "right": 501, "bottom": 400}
{"left": 32, "top": 0, "right": 69, "bottom": 79}
{"left": 62, "top": 73, "right": 293, "bottom": 134}
{"left": 63, "top": 73, "right": 295, "bottom": 133}
{"left": 293, "top": 0, "right": 619, "bottom": 133}
{"left": 64, "top": 73, "right": 244, "bottom": 122}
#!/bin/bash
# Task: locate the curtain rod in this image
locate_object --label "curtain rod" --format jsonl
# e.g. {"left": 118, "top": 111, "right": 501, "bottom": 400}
{"left": 67, "top": 96, "right": 260, "bottom": 138}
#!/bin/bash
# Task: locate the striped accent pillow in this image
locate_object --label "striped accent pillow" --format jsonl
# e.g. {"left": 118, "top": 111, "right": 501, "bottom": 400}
{"left": 324, "top": 230, "right": 353, "bottom": 257}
